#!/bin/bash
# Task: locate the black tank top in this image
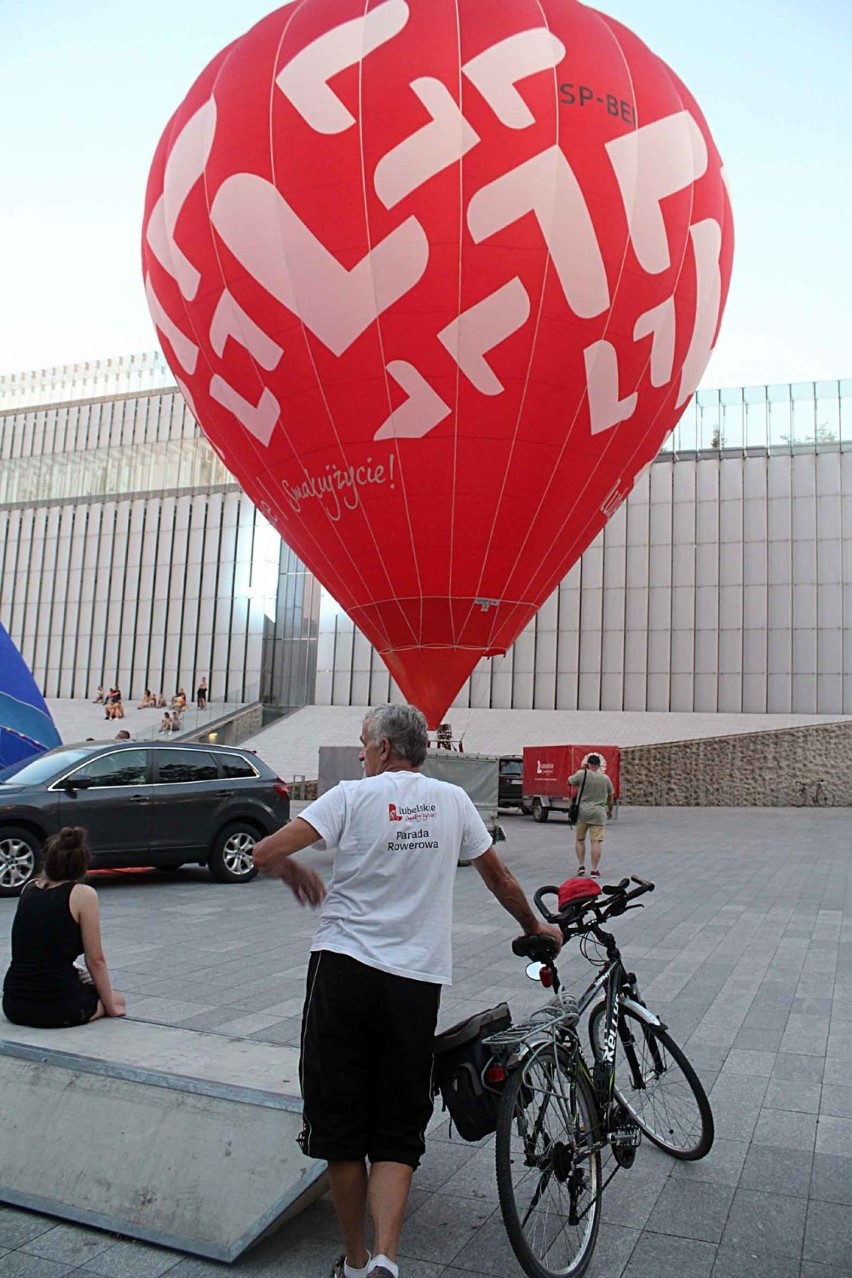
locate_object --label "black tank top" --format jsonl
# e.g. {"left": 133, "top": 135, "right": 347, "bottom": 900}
{"left": 3, "top": 881, "right": 85, "bottom": 1002}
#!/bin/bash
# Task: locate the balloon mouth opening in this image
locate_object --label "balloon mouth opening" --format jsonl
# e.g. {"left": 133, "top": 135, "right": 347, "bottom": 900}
{"left": 381, "top": 645, "right": 508, "bottom": 729}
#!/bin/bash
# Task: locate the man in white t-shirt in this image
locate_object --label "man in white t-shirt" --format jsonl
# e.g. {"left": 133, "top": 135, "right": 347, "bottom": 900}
{"left": 252, "top": 703, "right": 562, "bottom": 1278}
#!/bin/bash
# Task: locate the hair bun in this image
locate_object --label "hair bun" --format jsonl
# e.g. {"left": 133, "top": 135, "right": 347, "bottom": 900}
{"left": 58, "top": 826, "right": 85, "bottom": 849}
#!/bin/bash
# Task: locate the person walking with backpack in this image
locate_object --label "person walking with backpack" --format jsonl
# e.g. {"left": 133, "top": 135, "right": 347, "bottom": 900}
{"left": 568, "top": 753, "right": 614, "bottom": 878}
{"left": 252, "top": 703, "right": 561, "bottom": 1278}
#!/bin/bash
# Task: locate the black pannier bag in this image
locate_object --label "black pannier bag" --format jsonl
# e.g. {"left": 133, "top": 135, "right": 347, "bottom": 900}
{"left": 432, "top": 1002, "right": 511, "bottom": 1141}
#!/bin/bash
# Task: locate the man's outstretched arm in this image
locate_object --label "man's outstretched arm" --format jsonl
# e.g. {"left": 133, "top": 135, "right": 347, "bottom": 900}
{"left": 253, "top": 818, "right": 327, "bottom": 906}
{"left": 473, "top": 848, "right": 563, "bottom": 950}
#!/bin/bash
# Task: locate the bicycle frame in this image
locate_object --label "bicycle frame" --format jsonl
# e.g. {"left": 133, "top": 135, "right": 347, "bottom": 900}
{"left": 544, "top": 929, "right": 666, "bottom": 1121}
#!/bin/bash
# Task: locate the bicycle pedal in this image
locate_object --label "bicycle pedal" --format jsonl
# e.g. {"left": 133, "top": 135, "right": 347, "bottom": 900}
{"left": 608, "top": 1127, "right": 641, "bottom": 1148}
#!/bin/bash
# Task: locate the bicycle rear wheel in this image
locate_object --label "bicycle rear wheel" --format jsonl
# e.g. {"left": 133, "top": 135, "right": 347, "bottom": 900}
{"left": 495, "top": 1045, "right": 601, "bottom": 1278}
{"left": 589, "top": 1004, "right": 713, "bottom": 1160}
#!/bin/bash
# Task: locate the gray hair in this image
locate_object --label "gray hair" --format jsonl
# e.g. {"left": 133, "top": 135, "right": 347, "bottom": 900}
{"left": 363, "top": 704, "right": 429, "bottom": 766}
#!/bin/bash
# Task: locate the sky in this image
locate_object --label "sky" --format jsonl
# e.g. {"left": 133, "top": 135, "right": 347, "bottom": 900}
{"left": 1, "top": 0, "right": 850, "bottom": 389}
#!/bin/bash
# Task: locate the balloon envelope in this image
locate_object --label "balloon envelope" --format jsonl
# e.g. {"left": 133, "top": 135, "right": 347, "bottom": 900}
{"left": 0, "top": 623, "right": 62, "bottom": 770}
{"left": 142, "top": 0, "right": 733, "bottom": 726}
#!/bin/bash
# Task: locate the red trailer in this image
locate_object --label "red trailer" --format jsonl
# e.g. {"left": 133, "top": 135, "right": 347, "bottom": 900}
{"left": 522, "top": 745, "right": 621, "bottom": 822}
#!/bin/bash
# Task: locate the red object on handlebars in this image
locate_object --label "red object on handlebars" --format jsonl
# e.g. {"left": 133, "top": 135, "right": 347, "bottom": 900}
{"left": 558, "top": 877, "right": 602, "bottom": 909}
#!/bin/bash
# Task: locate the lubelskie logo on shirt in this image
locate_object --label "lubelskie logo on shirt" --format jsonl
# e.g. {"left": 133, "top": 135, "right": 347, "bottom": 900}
{"left": 388, "top": 802, "right": 437, "bottom": 823}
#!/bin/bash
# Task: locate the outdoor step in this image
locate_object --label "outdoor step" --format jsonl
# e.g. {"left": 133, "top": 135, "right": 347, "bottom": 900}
{"left": 0, "top": 1019, "right": 325, "bottom": 1262}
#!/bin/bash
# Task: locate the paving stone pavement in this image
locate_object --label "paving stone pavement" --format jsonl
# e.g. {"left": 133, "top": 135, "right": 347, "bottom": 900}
{"left": 1, "top": 805, "right": 850, "bottom": 1278}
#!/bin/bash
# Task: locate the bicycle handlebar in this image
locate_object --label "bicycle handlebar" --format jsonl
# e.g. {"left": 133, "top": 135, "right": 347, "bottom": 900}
{"left": 533, "top": 875, "right": 655, "bottom": 931}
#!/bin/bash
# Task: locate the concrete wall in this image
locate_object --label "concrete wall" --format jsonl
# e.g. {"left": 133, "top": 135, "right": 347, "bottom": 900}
{"left": 620, "top": 719, "right": 852, "bottom": 806}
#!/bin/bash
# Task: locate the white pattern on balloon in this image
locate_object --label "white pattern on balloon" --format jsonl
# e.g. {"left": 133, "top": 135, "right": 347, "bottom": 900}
{"left": 374, "top": 78, "right": 479, "bottom": 209}
{"left": 437, "top": 278, "right": 531, "bottom": 396}
{"left": 462, "top": 29, "right": 566, "bottom": 129}
{"left": 467, "top": 147, "right": 610, "bottom": 320}
{"left": 276, "top": 0, "right": 409, "bottom": 134}
{"left": 209, "top": 376, "right": 280, "bottom": 448}
{"left": 633, "top": 296, "right": 676, "bottom": 387}
{"left": 374, "top": 361, "right": 451, "bottom": 440}
{"left": 209, "top": 290, "right": 284, "bottom": 369}
{"left": 606, "top": 111, "right": 708, "bottom": 275}
{"left": 677, "top": 218, "right": 722, "bottom": 407}
{"left": 144, "top": 274, "right": 199, "bottom": 375}
{"left": 210, "top": 173, "right": 429, "bottom": 357}
{"left": 145, "top": 97, "right": 217, "bottom": 301}
{"left": 584, "top": 341, "right": 638, "bottom": 435}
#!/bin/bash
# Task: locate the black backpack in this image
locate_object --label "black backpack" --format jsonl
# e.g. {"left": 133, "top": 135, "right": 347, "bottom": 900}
{"left": 432, "top": 1003, "right": 511, "bottom": 1141}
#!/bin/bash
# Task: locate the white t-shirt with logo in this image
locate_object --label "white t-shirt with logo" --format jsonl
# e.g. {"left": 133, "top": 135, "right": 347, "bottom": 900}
{"left": 301, "top": 770, "right": 493, "bottom": 985}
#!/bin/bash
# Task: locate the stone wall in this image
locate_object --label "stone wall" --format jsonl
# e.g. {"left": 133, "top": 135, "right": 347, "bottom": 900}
{"left": 621, "top": 720, "right": 852, "bottom": 806}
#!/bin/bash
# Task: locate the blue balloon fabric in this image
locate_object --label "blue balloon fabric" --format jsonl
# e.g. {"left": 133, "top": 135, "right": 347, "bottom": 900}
{"left": 0, "top": 622, "right": 62, "bottom": 769}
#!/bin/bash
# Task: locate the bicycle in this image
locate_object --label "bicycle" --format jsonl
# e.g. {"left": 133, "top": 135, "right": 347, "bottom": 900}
{"left": 484, "top": 875, "right": 714, "bottom": 1278}
{"left": 793, "top": 779, "right": 835, "bottom": 807}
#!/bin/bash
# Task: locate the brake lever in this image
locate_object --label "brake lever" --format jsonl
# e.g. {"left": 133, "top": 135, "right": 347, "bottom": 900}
{"left": 603, "top": 900, "right": 644, "bottom": 921}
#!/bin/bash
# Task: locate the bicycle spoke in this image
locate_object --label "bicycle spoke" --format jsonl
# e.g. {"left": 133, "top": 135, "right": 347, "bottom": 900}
{"left": 522, "top": 1165, "right": 554, "bottom": 1227}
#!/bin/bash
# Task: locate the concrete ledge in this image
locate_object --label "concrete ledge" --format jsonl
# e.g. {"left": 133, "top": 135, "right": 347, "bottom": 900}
{"left": 0, "top": 1019, "right": 326, "bottom": 1261}
{"left": 179, "top": 700, "right": 263, "bottom": 746}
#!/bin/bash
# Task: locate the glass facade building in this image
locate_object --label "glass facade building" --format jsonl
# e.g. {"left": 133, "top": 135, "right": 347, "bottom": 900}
{"left": 1, "top": 355, "right": 850, "bottom": 715}
{"left": 0, "top": 358, "right": 320, "bottom": 707}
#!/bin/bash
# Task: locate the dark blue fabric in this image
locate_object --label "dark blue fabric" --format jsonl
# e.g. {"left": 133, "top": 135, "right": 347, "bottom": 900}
{"left": 0, "top": 624, "right": 61, "bottom": 769}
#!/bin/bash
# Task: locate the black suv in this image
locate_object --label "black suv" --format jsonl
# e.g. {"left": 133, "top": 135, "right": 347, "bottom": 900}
{"left": 0, "top": 740, "right": 291, "bottom": 897}
{"left": 498, "top": 755, "right": 524, "bottom": 810}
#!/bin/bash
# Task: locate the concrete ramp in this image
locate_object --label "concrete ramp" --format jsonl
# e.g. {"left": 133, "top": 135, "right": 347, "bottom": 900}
{"left": 0, "top": 1020, "right": 327, "bottom": 1261}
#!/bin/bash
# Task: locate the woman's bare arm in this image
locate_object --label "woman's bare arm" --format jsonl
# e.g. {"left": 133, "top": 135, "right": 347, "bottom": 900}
{"left": 72, "top": 885, "right": 124, "bottom": 1017}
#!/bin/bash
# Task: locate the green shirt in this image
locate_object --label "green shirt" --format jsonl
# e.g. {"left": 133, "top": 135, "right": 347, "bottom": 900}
{"left": 568, "top": 769, "right": 614, "bottom": 825}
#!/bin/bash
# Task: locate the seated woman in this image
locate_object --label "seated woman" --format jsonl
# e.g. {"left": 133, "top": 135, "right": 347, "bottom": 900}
{"left": 155, "top": 692, "right": 166, "bottom": 708}
{"left": 2, "top": 826, "right": 126, "bottom": 1028}
{"left": 93, "top": 686, "right": 105, "bottom": 704}
{"left": 159, "top": 711, "right": 173, "bottom": 733}
{"left": 137, "top": 689, "right": 155, "bottom": 708}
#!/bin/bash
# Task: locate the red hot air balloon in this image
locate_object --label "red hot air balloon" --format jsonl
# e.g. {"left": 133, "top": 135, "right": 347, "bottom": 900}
{"left": 142, "top": 0, "right": 733, "bottom": 728}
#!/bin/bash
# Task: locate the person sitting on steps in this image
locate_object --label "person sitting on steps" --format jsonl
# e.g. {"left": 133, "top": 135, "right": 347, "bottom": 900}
{"left": 2, "top": 826, "right": 126, "bottom": 1028}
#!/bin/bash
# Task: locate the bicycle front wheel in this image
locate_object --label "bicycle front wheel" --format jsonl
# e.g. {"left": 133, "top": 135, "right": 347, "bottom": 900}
{"left": 495, "top": 1046, "right": 601, "bottom": 1278}
{"left": 589, "top": 1004, "right": 713, "bottom": 1160}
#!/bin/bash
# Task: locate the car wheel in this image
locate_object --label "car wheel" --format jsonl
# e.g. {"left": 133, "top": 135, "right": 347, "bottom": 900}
{"left": 531, "top": 799, "right": 549, "bottom": 823}
{"left": 0, "top": 827, "right": 42, "bottom": 897}
{"left": 207, "top": 823, "right": 261, "bottom": 883}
